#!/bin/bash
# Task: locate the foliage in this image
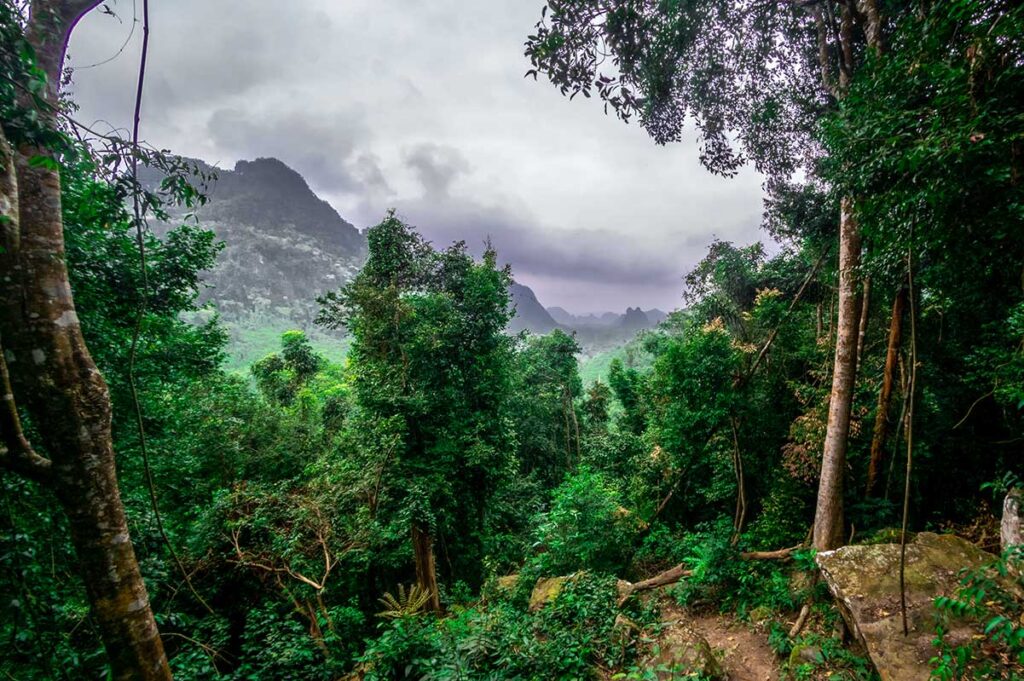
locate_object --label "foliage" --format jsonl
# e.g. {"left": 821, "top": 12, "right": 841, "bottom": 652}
{"left": 531, "top": 466, "right": 642, "bottom": 576}
{"left": 5, "top": 0, "right": 1024, "bottom": 678}
{"left": 360, "top": 572, "right": 655, "bottom": 680}
{"left": 378, "top": 584, "right": 433, "bottom": 620}
{"left": 931, "top": 546, "right": 1024, "bottom": 680}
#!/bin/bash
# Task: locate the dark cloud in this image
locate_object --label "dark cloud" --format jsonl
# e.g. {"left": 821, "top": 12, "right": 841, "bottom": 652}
{"left": 393, "top": 192, "right": 729, "bottom": 290}
{"left": 67, "top": 0, "right": 767, "bottom": 313}
{"left": 205, "top": 108, "right": 391, "bottom": 198}
{"left": 404, "top": 143, "right": 471, "bottom": 198}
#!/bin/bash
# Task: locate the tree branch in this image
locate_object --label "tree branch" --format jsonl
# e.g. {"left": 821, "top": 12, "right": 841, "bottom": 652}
{"left": 0, "top": 339, "right": 53, "bottom": 484}
{"left": 617, "top": 563, "right": 693, "bottom": 606}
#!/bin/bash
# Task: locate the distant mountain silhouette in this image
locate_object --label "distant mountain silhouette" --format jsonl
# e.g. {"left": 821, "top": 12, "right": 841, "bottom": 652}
{"left": 508, "top": 283, "right": 561, "bottom": 334}
{"left": 507, "top": 284, "right": 668, "bottom": 349}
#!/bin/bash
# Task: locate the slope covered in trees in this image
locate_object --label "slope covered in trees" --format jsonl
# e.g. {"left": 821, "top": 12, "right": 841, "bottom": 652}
{"left": 1, "top": 0, "right": 1023, "bottom": 679}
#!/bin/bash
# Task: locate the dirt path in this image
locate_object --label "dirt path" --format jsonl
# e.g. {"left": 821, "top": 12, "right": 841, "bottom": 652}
{"left": 662, "top": 605, "right": 781, "bottom": 681}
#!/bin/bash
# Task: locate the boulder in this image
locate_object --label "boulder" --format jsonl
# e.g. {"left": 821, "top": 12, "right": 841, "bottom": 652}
{"left": 528, "top": 576, "right": 568, "bottom": 612}
{"left": 1002, "top": 488, "right": 1022, "bottom": 552}
{"left": 816, "top": 532, "right": 994, "bottom": 681}
{"left": 647, "top": 620, "right": 724, "bottom": 680}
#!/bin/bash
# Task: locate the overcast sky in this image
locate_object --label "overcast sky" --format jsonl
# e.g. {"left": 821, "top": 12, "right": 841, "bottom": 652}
{"left": 68, "top": 0, "right": 766, "bottom": 313}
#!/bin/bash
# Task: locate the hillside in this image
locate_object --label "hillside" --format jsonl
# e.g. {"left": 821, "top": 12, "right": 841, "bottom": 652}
{"left": 152, "top": 157, "right": 368, "bottom": 325}
{"left": 154, "top": 158, "right": 665, "bottom": 365}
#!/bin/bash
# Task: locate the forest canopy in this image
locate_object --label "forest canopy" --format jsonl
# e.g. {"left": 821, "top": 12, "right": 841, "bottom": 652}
{"left": 1, "top": 0, "right": 1023, "bottom": 680}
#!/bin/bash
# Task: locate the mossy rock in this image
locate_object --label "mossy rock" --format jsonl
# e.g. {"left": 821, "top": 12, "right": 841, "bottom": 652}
{"left": 481, "top": 574, "right": 519, "bottom": 604}
{"left": 529, "top": 575, "right": 569, "bottom": 612}
{"left": 816, "top": 532, "right": 998, "bottom": 681}
{"left": 647, "top": 621, "right": 725, "bottom": 680}
{"left": 748, "top": 605, "right": 773, "bottom": 625}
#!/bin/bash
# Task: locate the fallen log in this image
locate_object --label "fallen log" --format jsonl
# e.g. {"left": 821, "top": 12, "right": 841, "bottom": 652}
{"left": 617, "top": 563, "right": 693, "bottom": 606}
{"left": 788, "top": 602, "right": 812, "bottom": 639}
{"left": 739, "top": 543, "right": 804, "bottom": 561}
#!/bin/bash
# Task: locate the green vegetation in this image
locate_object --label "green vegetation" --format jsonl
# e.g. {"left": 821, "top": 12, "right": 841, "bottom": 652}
{"left": 219, "top": 314, "right": 350, "bottom": 372}
{"left": 1, "top": 0, "right": 1023, "bottom": 679}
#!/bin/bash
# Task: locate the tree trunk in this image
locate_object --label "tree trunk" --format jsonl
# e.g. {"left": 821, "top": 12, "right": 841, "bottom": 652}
{"left": 0, "top": 3, "right": 172, "bottom": 679}
{"left": 856, "top": 276, "right": 871, "bottom": 371}
{"left": 813, "top": 198, "right": 862, "bottom": 551}
{"left": 865, "top": 288, "right": 906, "bottom": 496}
{"left": 411, "top": 523, "right": 441, "bottom": 612}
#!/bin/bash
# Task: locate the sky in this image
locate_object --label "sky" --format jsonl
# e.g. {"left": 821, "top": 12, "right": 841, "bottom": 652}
{"left": 67, "top": 0, "right": 766, "bottom": 314}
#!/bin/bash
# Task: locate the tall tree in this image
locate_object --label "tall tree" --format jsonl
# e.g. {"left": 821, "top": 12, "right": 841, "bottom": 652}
{"left": 524, "top": 0, "right": 895, "bottom": 549}
{"left": 0, "top": 2, "right": 171, "bottom": 678}
{"left": 320, "top": 214, "right": 516, "bottom": 608}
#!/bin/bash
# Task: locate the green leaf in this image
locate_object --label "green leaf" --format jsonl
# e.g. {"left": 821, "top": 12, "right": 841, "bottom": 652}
{"left": 27, "top": 154, "right": 59, "bottom": 171}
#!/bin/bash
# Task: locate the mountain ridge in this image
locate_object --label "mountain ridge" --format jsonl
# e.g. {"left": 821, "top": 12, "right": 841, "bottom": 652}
{"left": 150, "top": 155, "right": 665, "bottom": 359}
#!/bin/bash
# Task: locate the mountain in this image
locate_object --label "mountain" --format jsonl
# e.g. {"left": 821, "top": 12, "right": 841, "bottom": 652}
{"left": 508, "top": 283, "right": 561, "bottom": 334}
{"left": 509, "top": 286, "right": 671, "bottom": 351}
{"left": 620, "top": 306, "right": 651, "bottom": 332}
{"left": 645, "top": 308, "right": 668, "bottom": 325}
{"left": 150, "top": 157, "right": 367, "bottom": 325}
{"left": 546, "top": 306, "right": 574, "bottom": 326}
{"left": 544, "top": 306, "right": 666, "bottom": 333}
{"left": 149, "top": 156, "right": 661, "bottom": 362}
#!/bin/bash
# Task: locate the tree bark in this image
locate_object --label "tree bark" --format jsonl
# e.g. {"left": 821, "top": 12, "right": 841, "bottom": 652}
{"left": 0, "top": 3, "right": 172, "bottom": 679}
{"left": 813, "top": 198, "right": 862, "bottom": 551}
{"left": 856, "top": 276, "right": 871, "bottom": 371}
{"left": 865, "top": 288, "right": 906, "bottom": 496}
{"left": 411, "top": 523, "right": 441, "bottom": 612}
{"left": 857, "top": 0, "right": 885, "bottom": 54}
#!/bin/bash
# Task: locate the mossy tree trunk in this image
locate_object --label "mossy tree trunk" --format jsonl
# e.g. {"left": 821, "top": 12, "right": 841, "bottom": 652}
{"left": 0, "top": 2, "right": 171, "bottom": 678}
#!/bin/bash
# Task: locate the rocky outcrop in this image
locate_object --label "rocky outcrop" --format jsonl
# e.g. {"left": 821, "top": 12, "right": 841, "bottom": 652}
{"left": 146, "top": 156, "right": 367, "bottom": 325}
{"left": 816, "top": 532, "right": 995, "bottom": 681}
{"left": 528, "top": 576, "right": 569, "bottom": 612}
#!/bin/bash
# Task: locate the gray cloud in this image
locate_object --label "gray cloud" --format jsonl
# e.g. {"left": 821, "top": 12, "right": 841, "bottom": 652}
{"left": 205, "top": 108, "right": 391, "bottom": 198}
{"left": 67, "top": 0, "right": 767, "bottom": 312}
{"left": 404, "top": 143, "right": 471, "bottom": 198}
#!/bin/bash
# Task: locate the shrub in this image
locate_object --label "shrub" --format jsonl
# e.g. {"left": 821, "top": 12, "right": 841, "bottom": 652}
{"left": 532, "top": 467, "right": 642, "bottom": 576}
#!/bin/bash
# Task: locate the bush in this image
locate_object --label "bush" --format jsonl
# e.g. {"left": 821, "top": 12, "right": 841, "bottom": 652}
{"left": 359, "top": 573, "right": 656, "bottom": 680}
{"left": 532, "top": 467, "right": 642, "bottom": 576}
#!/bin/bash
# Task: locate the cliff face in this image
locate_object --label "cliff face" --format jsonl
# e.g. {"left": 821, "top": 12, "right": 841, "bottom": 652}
{"left": 156, "top": 157, "right": 368, "bottom": 324}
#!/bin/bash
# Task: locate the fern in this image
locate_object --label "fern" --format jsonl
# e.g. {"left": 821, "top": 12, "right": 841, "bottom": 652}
{"left": 377, "top": 583, "right": 432, "bottom": 619}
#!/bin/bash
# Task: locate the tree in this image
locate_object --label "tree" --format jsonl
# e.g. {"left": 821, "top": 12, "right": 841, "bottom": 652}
{"left": 0, "top": 2, "right": 172, "bottom": 678}
{"left": 608, "top": 358, "right": 644, "bottom": 436}
{"left": 252, "top": 330, "right": 326, "bottom": 405}
{"left": 512, "top": 329, "right": 584, "bottom": 487}
{"left": 321, "top": 213, "right": 516, "bottom": 608}
{"left": 524, "top": 0, "right": 891, "bottom": 550}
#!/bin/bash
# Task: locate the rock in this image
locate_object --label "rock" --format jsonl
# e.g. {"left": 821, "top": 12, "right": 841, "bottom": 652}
{"left": 747, "top": 605, "right": 773, "bottom": 624}
{"left": 481, "top": 574, "right": 519, "bottom": 603}
{"left": 790, "top": 644, "right": 823, "bottom": 666}
{"left": 1002, "top": 488, "right": 1022, "bottom": 552}
{"left": 648, "top": 620, "right": 724, "bottom": 680}
{"left": 528, "top": 576, "right": 568, "bottom": 612}
{"left": 496, "top": 574, "right": 519, "bottom": 591}
{"left": 816, "top": 532, "right": 995, "bottom": 681}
